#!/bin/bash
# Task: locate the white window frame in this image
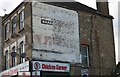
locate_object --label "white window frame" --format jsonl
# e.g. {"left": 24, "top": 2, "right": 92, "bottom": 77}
{"left": 81, "top": 45, "right": 89, "bottom": 67}
{"left": 4, "top": 47, "right": 10, "bottom": 69}
{"left": 12, "top": 16, "right": 17, "bottom": 34}
{"left": 19, "top": 10, "right": 24, "bottom": 30}
{"left": 19, "top": 41, "right": 25, "bottom": 63}
{"left": 18, "top": 35, "right": 26, "bottom": 63}
{"left": 4, "top": 20, "right": 10, "bottom": 40}
{"left": 11, "top": 42, "right": 17, "bottom": 67}
{"left": 5, "top": 50, "right": 9, "bottom": 69}
{"left": 11, "top": 46, "right": 16, "bottom": 67}
{"left": 18, "top": 6, "right": 25, "bottom": 30}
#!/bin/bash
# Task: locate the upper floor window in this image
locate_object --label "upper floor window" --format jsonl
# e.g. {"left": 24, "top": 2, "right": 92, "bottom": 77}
{"left": 5, "top": 50, "right": 9, "bottom": 70}
{"left": 81, "top": 45, "right": 89, "bottom": 67}
{"left": 11, "top": 46, "right": 16, "bottom": 67}
{"left": 19, "top": 41, "right": 25, "bottom": 63}
{"left": 5, "top": 22, "right": 9, "bottom": 40}
{"left": 12, "top": 16, "right": 17, "bottom": 34}
{"left": 19, "top": 10, "right": 24, "bottom": 30}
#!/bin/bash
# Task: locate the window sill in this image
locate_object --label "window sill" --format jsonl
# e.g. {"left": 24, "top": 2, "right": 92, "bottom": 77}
{"left": 18, "top": 28, "right": 24, "bottom": 33}
{"left": 11, "top": 33, "right": 19, "bottom": 38}
{"left": 81, "top": 65, "right": 90, "bottom": 68}
{"left": 4, "top": 38, "right": 10, "bottom": 42}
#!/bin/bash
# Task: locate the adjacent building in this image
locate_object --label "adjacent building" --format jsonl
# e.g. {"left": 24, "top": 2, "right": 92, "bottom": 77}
{"left": 0, "top": 16, "right": 2, "bottom": 72}
{"left": 0, "top": 1, "right": 116, "bottom": 77}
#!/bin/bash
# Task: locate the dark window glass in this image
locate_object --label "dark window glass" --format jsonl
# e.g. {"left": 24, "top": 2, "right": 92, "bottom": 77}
{"left": 12, "top": 46, "right": 16, "bottom": 67}
{"left": 19, "top": 41, "right": 25, "bottom": 63}
{"left": 19, "top": 10, "right": 24, "bottom": 30}
{"left": 81, "top": 45, "right": 89, "bottom": 67}
{"left": 5, "top": 50, "right": 9, "bottom": 69}
{"left": 5, "top": 23, "right": 9, "bottom": 40}
{"left": 12, "top": 16, "right": 17, "bottom": 34}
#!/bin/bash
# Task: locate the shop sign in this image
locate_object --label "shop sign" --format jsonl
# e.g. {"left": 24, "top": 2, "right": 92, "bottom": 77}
{"left": 33, "top": 61, "right": 70, "bottom": 72}
{"left": 18, "top": 71, "right": 30, "bottom": 76}
{"left": 1, "top": 61, "right": 29, "bottom": 76}
{"left": 32, "top": 71, "right": 40, "bottom": 76}
{"left": 81, "top": 69, "right": 88, "bottom": 77}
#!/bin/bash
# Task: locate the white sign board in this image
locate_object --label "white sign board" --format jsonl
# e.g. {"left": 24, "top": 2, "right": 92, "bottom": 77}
{"left": 32, "top": 61, "right": 70, "bottom": 72}
{"left": 81, "top": 69, "right": 88, "bottom": 77}
{"left": 32, "top": 2, "right": 80, "bottom": 63}
{"left": 18, "top": 71, "right": 30, "bottom": 76}
{"left": 1, "top": 61, "right": 29, "bottom": 76}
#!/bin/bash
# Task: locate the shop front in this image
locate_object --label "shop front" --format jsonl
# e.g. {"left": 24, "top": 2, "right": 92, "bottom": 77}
{"left": 32, "top": 61, "right": 70, "bottom": 77}
{"left": 0, "top": 61, "right": 70, "bottom": 77}
{"left": 0, "top": 61, "right": 30, "bottom": 77}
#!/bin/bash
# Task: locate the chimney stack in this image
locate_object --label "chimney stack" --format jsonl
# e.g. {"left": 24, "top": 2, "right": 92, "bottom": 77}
{"left": 96, "top": 0, "right": 109, "bottom": 15}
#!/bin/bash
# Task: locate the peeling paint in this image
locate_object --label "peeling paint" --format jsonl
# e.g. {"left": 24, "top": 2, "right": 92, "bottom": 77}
{"left": 32, "top": 2, "right": 81, "bottom": 63}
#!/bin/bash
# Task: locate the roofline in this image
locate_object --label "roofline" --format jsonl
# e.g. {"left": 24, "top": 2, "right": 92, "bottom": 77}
{"left": 2, "top": 2, "right": 28, "bottom": 22}
{"left": 45, "top": 2, "right": 113, "bottom": 19}
{"left": 2, "top": 1, "right": 113, "bottom": 22}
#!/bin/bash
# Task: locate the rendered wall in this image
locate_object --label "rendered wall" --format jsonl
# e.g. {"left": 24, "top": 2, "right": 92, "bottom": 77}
{"left": 32, "top": 2, "right": 81, "bottom": 63}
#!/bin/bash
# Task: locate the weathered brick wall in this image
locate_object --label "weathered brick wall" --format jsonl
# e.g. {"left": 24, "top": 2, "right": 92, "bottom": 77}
{"left": 0, "top": 16, "right": 2, "bottom": 72}
{"left": 2, "top": 2, "right": 32, "bottom": 69}
{"left": 78, "top": 11, "right": 116, "bottom": 75}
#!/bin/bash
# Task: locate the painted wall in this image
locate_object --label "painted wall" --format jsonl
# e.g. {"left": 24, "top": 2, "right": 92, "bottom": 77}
{"left": 32, "top": 2, "right": 81, "bottom": 63}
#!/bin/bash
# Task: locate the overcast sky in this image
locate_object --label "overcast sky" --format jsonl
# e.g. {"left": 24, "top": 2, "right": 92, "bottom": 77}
{"left": 0, "top": 0, "right": 119, "bottom": 63}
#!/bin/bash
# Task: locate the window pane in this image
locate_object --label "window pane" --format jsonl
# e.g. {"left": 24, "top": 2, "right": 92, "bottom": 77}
{"left": 19, "top": 10, "right": 24, "bottom": 30}
{"left": 5, "top": 50, "right": 9, "bottom": 69}
{"left": 81, "top": 45, "right": 89, "bottom": 67}
{"left": 82, "top": 56, "right": 88, "bottom": 67}
{"left": 12, "top": 47, "right": 16, "bottom": 66}
{"left": 81, "top": 46, "right": 88, "bottom": 56}
{"left": 12, "top": 16, "right": 16, "bottom": 34}
{"left": 19, "top": 42, "right": 25, "bottom": 63}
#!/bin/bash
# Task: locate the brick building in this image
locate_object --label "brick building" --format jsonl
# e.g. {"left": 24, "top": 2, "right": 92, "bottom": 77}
{"left": 0, "top": 16, "right": 2, "bottom": 72}
{"left": 0, "top": 1, "right": 116, "bottom": 77}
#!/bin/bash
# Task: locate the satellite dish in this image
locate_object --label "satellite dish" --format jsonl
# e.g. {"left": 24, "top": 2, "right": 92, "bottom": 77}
{"left": 21, "top": 53, "right": 26, "bottom": 58}
{"left": 11, "top": 52, "right": 17, "bottom": 57}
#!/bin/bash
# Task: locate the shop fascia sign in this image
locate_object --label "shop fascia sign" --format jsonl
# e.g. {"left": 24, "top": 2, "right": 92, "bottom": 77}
{"left": 1, "top": 61, "right": 29, "bottom": 76}
{"left": 33, "top": 61, "right": 70, "bottom": 72}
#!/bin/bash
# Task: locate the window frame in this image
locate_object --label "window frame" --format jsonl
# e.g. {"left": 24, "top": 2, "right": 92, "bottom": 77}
{"left": 5, "top": 50, "right": 9, "bottom": 69}
{"left": 11, "top": 46, "right": 16, "bottom": 67}
{"left": 19, "top": 41, "right": 25, "bottom": 63}
{"left": 19, "top": 10, "right": 24, "bottom": 30}
{"left": 12, "top": 16, "right": 17, "bottom": 34}
{"left": 4, "top": 22, "right": 9, "bottom": 40}
{"left": 81, "top": 44, "right": 89, "bottom": 67}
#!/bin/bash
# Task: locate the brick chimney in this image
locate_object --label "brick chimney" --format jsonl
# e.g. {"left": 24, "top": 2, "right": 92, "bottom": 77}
{"left": 96, "top": 0, "right": 109, "bottom": 15}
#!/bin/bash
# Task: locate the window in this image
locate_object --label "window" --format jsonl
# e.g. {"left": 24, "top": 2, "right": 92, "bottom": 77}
{"left": 5, "top": 50, "right": 9, "bottom": 69}
{"left": 81, "top": 45, "right": 89, "bottom": 67}
{"left": 19, "top": 41, "right": 25, "bottom": 63}
{"left": 12, "top": 46, "right": 16, "bottom": 67}
{"left": 5, "top": 23, "right": 9, "bottom": 40}
{"left": 19, "top": 10, "right": 24, "bottom": 30}
{"left": 12, "top": 16, "right": 17, "bottom": 34}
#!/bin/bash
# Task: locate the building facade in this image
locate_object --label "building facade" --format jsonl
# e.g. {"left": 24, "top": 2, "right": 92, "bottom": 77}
{"left": 0, "top": 1, "right": 116, "bottom": 77}
{"left": 0, "top": 16, "right": 2, "bottom": 72}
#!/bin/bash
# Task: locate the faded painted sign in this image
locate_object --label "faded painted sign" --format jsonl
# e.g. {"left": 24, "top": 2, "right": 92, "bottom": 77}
{"left": 32, "top": 2, "right": 81, "bottom": 63}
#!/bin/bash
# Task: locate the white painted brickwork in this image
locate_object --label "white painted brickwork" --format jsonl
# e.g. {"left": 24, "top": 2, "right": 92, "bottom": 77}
{"left": 32, "top": 2, "right": 81, "bottom": 63}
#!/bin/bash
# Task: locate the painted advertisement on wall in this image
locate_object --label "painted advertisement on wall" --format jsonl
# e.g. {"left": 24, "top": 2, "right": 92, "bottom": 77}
{"left": 32, "top": 2, "right": 81, "bottom": 63}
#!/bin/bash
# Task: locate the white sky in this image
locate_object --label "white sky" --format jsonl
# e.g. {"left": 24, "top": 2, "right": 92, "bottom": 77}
{"left": 0, "top": 0, "right": 119, "bottom": 63}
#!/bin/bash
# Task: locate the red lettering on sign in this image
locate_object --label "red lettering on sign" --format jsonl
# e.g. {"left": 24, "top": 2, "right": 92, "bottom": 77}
{"left": 41, "top": 64, "right": 67, "bottom": 71}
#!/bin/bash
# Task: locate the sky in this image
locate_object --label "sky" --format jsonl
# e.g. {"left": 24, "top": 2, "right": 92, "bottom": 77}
{"left": 0, "top": 0, "right": 119, "bottom": 63}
